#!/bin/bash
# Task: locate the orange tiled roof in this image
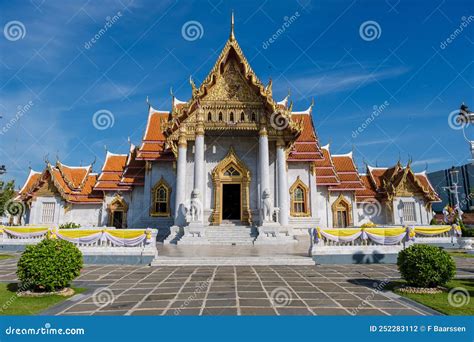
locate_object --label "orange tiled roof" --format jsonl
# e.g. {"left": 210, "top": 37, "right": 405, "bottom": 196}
{"left": 314, "top": 145, "right": 340, "bottom": 185}
{"left": 355, "top": 175, "right": 378, "bottom": 201}
{"left": 329, "top": 152, "right": 365, "bottom": 191}
{"left": 137, "top": 107, "right": 175, "bottom": 161}
{"left": 18, "top": 169, "right": 42, "bottom": 196}
{"left": 365, "top": 164, "right": 441, "bottom": 202}
{"left": 94, "top": 152, "right": 130, "bottom": 191}
{"left": 287, "top": 112, "right": 323, "bottom": 161}
{"left": 120, "top": 145, "right": 145, "bottom": 187}
{"left": 20, "top": 162, "right": 103, "bottom": 204}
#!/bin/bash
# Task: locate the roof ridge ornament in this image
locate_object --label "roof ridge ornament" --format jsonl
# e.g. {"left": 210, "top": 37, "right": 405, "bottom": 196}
{"left": 230, "top": 10, "right": 235, "bottom": 41}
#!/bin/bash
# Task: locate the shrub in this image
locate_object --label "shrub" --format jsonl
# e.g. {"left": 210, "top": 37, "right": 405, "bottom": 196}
{"left": 17, "top": 239, "right": 83, "bottom": 292}
{"left": 429, "top": 217, "right": 440, "bottom": 225}
{"left": 397, "top": 244, "right": 455, "bottom": 288}
{"left": 59, "top": 222, "right": 81, "bottom": 229}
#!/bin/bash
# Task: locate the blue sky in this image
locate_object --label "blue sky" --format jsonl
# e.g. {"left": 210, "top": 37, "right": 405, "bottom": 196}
{"left": 0, "top": 0, "right": 473, "bottom": 187}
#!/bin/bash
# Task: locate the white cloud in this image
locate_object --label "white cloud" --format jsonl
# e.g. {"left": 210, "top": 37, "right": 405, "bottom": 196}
{"left": 284, "top": 67, "right": 409, "bottom": 96}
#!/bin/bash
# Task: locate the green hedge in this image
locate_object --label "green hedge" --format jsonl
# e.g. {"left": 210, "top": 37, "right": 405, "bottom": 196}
{"left": 17, "top": 239, "right": 83, "bottom": 292}
{"left": 397, "top": 244, "right": 455, "bottom": 288}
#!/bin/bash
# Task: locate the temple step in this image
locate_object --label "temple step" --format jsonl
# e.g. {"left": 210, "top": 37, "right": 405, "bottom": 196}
{"left": 151, "top": 256, "right": 315, "bottom": 266}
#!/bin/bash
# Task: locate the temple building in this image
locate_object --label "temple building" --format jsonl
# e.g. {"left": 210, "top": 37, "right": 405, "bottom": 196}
{"left": 16, "top": 16, "right": 440, "bottom": 244}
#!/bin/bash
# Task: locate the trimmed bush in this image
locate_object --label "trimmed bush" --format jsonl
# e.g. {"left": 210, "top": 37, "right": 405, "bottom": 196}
{"left": 397, "top": 244, "right": 455, "bottom": 288}
{"left": 17, "top": 239, "right": 83, "bottom": 292}
{"left": 59, "top": 222, "right": 81, "bottom": 229}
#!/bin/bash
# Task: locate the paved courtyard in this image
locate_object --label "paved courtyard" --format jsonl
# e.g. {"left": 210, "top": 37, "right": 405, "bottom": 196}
{"left": 2, "top": 255, "right": 472, "bottom": 316}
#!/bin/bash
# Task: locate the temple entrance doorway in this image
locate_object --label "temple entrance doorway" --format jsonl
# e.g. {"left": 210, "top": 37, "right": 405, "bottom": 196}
{"left": 222, "top": 184, "right": 241, "bottom": 221}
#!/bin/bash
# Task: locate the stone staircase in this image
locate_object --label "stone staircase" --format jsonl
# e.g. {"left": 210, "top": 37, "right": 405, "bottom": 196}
{"left": 176, "top": 222, "right": 258, "bottom": 245}
{"left": 205, "top": 224, "right": 257, "bottom": 245}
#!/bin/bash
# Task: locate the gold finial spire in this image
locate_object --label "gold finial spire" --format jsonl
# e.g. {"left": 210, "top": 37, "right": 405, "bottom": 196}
{"left": 230, "top": 10, "right": 235, "bottom": 41}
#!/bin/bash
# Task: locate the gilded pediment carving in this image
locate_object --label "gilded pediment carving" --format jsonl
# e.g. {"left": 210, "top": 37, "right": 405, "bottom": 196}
{"left": 202, "top": 59, "right": 263, "bottom": 103}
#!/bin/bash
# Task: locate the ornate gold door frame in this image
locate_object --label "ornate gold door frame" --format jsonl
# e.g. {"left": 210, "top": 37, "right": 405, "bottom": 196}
{"left": 107, "top": 194, "right": 128, "bottom": 228}
{"left": 211, "top": 147, "right": 251, "bottom": 225}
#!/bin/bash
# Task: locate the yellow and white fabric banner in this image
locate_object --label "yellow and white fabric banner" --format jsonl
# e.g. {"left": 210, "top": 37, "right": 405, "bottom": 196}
{"left": 0, "top": 226, "right": 153, "bottom": 246}
{"left": 0, "top": 226, "right": 49, "bottom": 238}
{"left": 318, "top": 228, "right": 363, "bottom": 243}
{"left": 413, "top": 225, "right": 452, "bottom": 236}
{"left": 363, "top": 227, "right": 407, "bottom": 245}
{"left": 317, "top": 227, "right": 407, "bottom": 245}
{"left": 55, "top": 229, "right": 150, "bottom": 246}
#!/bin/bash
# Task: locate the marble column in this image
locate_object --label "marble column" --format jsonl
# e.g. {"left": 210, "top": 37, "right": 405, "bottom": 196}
{"left": 174, "top": 129, "right": 187, "bottom": 226}
{"left": 259, "top": 126, "right": 271, "bottom": 223}
{"left": 276, "top": 138, "right": 289, "bottom": 226}
{"left": 193, "top": 115, "right": 205, "bottom": 224}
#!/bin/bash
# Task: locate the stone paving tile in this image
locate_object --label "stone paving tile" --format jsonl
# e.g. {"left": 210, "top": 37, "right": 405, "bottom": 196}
{"left": 1, "top": 257, "right": 465, "bottom": 316}
{"left": 129, "top": 309, "right": 165, "bottom": 316}
{"left": 277, "top": 307, "right": 314, "bottom": 315}
{"left": 240, "top": 308, "right": 277, "bottom": 315}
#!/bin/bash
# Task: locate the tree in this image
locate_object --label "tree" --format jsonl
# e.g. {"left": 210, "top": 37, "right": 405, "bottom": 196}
{"left": 0, "top": 180, "right": 17, "bottom": 217}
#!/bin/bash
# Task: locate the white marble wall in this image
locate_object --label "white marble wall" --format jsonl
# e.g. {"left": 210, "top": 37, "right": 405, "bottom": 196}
{"left": 392, "top": 196, "right": 433, "bottom": 225}
{"left": 355, "top": 201, "right": 386, "bottom": 226}
{"left": 27, "top": 196, "right": 102, "bottom": 227}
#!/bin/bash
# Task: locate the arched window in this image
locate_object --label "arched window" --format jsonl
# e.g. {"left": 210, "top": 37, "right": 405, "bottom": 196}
{"left": 229, "top": 112, "right": 234, "bottom": 122}
{"left": 151, "top": 178, "right": 171, "bottom": 217}
{"left": 240, "top": 112, "right": 245, "bottom": 122}
{"left": 331, "top": 194, "right": 352, "bottom": 228}
{"left": 218, "top": 112, "right": 223, "bottom": 121}
{"left": 289, "top": 177, "right": 310, "bottom": 216}
{"left": 208, "top": 112, "right": 212, "bottom": 121}
{"left": 251, "top": 112, "right": 256, "bottom": 122}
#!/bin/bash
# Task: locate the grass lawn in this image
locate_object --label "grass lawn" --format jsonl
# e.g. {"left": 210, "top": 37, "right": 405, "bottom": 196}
{"left": 391, "top": 279, "right": 474, "bottom": 315}
{"left": 0, "top": 254, "right": 13, "bottom": 260}
{"left": 0, "top": 283, "right": 85, "bottom": 315}
{"left": 448, "top": 251, "right": 474, "bottom": 258}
